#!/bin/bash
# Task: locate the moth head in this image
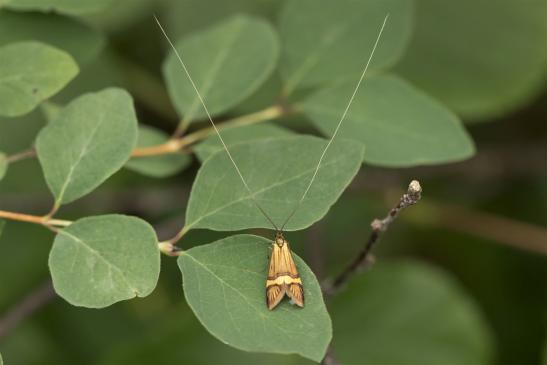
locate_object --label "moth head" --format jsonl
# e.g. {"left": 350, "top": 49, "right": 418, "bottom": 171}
{"left": 275, "top": 232, "right": 286, "bottom": 247}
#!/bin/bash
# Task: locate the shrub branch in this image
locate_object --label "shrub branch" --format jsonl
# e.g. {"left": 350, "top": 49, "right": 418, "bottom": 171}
{"left": 325, "top": 180, "right": 422, "bottom": 295}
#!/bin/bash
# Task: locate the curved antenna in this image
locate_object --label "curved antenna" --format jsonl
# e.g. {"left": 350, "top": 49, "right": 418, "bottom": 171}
{"left": 280, "top": 14, "right": 390, "bottom": 231}
{"left": 154, "top": 15, "right": 280, "bottom": 231}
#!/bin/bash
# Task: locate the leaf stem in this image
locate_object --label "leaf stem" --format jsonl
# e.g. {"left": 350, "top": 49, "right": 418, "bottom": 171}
{"left": 324, "top": 180, "right": 422, "bottom": 295}
{"left": 0, "top": 209, "right": 72, "bottom": 228}
{"left": 131, "top": 104, "right": 285, "bottom": 158}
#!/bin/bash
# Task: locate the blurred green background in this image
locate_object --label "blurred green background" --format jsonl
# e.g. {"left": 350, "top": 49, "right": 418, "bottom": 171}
{"left": 1, "top": 0, "right": 547, "bottom": 364}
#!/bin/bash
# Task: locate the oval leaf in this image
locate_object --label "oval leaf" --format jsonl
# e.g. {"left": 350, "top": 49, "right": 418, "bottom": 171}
{"left": 302, "top": 75, "right": 475, "bottom": 167}
{"left": 332, "top": 261, "right": 493, "bottom": 365}
{"left": 163, "top": 15, "right": 280, "bottom": 122}
{"left": 178, "top": 234, "right": 332, "bottom": 362}
{"left": 49, "top": 215, "right": 160, "bottom": 308}
{"left": 185, "top": 135, "right": 364, "bottom": 231}
{"left": 125, "top": 125, "right": 191, "bottom": 178}
{"left": 36, "top": 88, "right": 138, "bottom": 205}
{"left": 279, "top": 0, "right": 413, "bottom": 93}
{"left": 195, "top": 123, "right": 295, "bottom": 162}
{"left": 0, "top": 41, "right": 78, "bottom": 117}
{"left": 5, "top": 0, "right": 114, "bottom": 15}
{"left": 0, "top": 11, "right": 105, "bottom": 65}
{"left": 0, "top": 152, "right": 7, "bottom": 181}
{"left": 396, "top": 0, "right": 547, "bottom": 121}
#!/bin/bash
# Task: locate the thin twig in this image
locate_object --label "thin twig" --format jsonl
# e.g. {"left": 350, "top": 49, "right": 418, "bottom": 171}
{"left": 0, "top": 281, "right": 56, "bottom": 339}
{"left": 6, "top": 149, "right": 36, "bottom": 164}
{"left": 131, "top": 104, "right": 285, "bottom": 158}
{"left": 0, "top": 210, "right": 72, "bottom": 228}
{"left": 321, "top": 345, "right": 340, "bottom": 365}
{"left": 325, "top": 180, "right": 422, "bottom": 295}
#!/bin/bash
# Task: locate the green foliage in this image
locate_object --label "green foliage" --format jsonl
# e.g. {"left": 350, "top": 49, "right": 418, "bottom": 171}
{"left": 185, "top": 136, "right": 364, "bottom": 231}
{"left": 3, "top": 0, "right": 115, "bottom": 15}
{"left": 396, "top": 0, "right": 547, "bottom": 121}
{"left": 0, "top": 152, "right": 7, "bottom": 180}
{"left": 302, "top": 75, "right": 475, "bottom": 166}
{"left": 4, "top": 0, "right": 542, "bottom": 363}
{"left": 279, "top": 0, "right": 413, "bottom": 93}
{"left": 49, "top": 215, "right": 160, "bottom": 308}
{"left": 331, "top": 261, "right": 493, "bottom": 365}
{"left": 178, "top": 235, "right": 332, "bottom": 362}
{"left": 163, "top": 15, "right": 279, "bottom": 122}
{"left": 0, "top": 11, "right": 105, "bottom": 64}
{"left": 195, "top": 123, "right": 294, "bottom": 162}
{"left": 36, "top": 88, "right": 138, "bottom": 205}
{"left": 0, "top": 41, "right": 78, "bottom": 117}
{"left": 126, "top": 125, "right": 191, "bottom": 177}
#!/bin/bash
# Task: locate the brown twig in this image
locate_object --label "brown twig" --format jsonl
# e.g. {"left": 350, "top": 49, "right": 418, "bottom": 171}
{"left": 325, "top": 180, "right": 422, "bottom": 295}
{"left": 0, "top": 210, "right": 72, "bottom": 228}
{"left": 321, "top": 345, "right": 340, "bottom": 365}
{"left": 0, "top": 281, "right": 56, "bottom": 340}
{"left": 131, "top": 104, "right": 285, "bottom": 158}
{"left": 6, "top": 148, "right": 36, "bottom": 164}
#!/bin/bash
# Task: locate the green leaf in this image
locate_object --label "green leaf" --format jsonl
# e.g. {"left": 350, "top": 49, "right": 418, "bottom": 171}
{"left": 36, "top": 88, "right": 138, "bottom": 205}
{"left": 185, "top": 135, "right": 364, "bottom": 231}
{"left": 302, "top": 75, "right": 475, "bottom": 167}
{"left": 163, "top": 15, "right": 280, "bottom": 122}
{"left": 279, "top": 0, "right": 413, "bottom": 93}
{"left": 395, "top": 0, "right": 547, "bottom": 121}
{"left": 0, "top": 41, "right": 78, "bottom": 117}
{"left": 125, "top": 125, "right": 192, "bottom": 178}
{"left": 49, "top": 215, "right": 160, "bottom": 308}
{"left": 331, "top": 261, "right": 493, "bottom": 365}
{"left": 178, "top": 234, "right": 331, "bottom": 362}
{"left": 165, "top": 0, "right": 281, "bottom": 39}
{"left": 0, "top": 219, "right": 5, "bottom": 238}
{"left": 4, "top": 0, "right": 114, "bottom": 15}
{"left": 0, "top": 11, "right": 105, "bottom": 65}
{"left": 195, "top": 123, "right": 295, "bottom": 162}
{"left": 0, "top": 152, "right": 7, "bottom": 180}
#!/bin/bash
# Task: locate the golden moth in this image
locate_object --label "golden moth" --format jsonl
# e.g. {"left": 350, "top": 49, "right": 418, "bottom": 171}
{"left": 266, "top": 232, "right": 304, "bottom": 310}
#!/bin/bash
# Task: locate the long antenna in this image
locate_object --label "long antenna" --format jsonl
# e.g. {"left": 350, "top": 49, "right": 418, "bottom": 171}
{"left": 154, "top": 15, "right": 280, "bottom": 231}
{"left": 280, "top": 14, "right": 390, "bottom": 231}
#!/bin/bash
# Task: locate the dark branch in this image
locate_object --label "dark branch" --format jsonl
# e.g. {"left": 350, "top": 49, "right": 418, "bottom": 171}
{"left": 324, "top": 180, "right": 422, "bottom": 295}
{"left": 0, "top": 280, "right": 56, "bottom": 339}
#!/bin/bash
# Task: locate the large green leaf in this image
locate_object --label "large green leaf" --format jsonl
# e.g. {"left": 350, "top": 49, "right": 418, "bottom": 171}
{"left": 278, "top": 0, "right": 413, "bottom": 93}
{"left": 49, "top": 215, "right": 160, "bottom": 308}
{"left": 165, "top": 0, "right": 281, "bottom": 39}
{"left": 195, "top": 123, "right": 295, "bottom": 162}
{"left": 0, "top": 151, "right": 7, "bottom": 180}
{"left": 3, "top": 0, "right": 114, "bottom": 15}
{"left": 163, "top": 15, "right": 280, "bottom": 122}
{"left": 178, "top": 234, "right": 332, "bottom": 362}
{"left": 0, "top": 219, "right": 4, "bottom": 238}
{"left": 0, "top": 10, "right": 105, "bottom": 65}
{"left": 125, "top": 125, "right": 192, "bottom": 178}
{"left": 36, "top": 88, "right": 138, "bottom": 205}
{"left": 0, "top": 41, "right": 78, "bottom": 117}
{"left": 395, "top": 0, "right": 547, "bottom": 121}
{"left": 185, "top": 135, "right": 364, "bottom": 232}
{"left": 302, "top": 75, "right": 475, "bottom": 167}
{"left": 331, "top": 261, "right": 493, "bottom": 365}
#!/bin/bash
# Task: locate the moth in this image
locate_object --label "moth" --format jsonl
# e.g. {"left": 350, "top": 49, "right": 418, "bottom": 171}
{"left": 154, "top": 14, "right": 388, "bottom": 310}
{"left": 266, "top": 232, "right": 304, "bottom": 310}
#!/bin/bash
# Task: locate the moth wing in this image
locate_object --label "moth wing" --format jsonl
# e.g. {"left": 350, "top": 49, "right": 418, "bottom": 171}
{"left": 282, "top": 242, "right": 304, "bottom": 307}
{"left": 287, "top": 283, "right": 304, "bottom": 308}
{"left": 266, "top": 284, "right": 286, "bottom": 310}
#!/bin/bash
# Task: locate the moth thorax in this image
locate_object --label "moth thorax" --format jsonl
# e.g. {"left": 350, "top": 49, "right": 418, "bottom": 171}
{"left": 275, "top": 232, "right": 286, "bottom": 247}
